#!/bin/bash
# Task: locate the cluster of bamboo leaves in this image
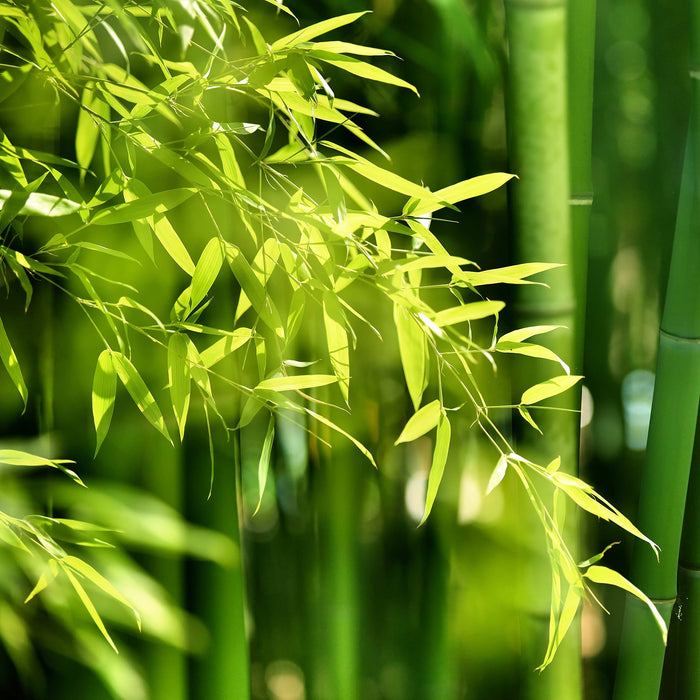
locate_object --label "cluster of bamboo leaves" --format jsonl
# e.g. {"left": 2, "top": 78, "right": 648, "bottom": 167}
{"left": 0, "top": 0, "right": 664, "bottom": 672}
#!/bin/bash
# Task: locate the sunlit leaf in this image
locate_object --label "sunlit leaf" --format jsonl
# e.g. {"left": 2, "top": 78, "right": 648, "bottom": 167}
{"left": 111, "top": 353, "right": 172, "bottom": 444}
{"left": 394, "top": 304, "right": 428, "bottom": 410}
{"left": 91, "top": 188, "right": 195, "bottom": 225}
{"left": 92, "top": 350, "right": 117, "bottom": 455}
{"left": 168, "top": 333, "right": 191, "bottom": 441}
{"left": 395, "top": 400, "right": 441, "bottom": 444}
{"left": 270, "top": 11, "right": 369, "bottom": 50}
{"left": 521, "top": 375, "right": 583, "bottom": 405}
{"left": 0, "top": 189, "right": 81, "bottom": 217}
{"left": 256, "top": 374, "right": 338, "bottom": 392}
{"left": 190, "top": 238, "right": 224, "bottom": 310}
{"left": 419, "top": 411, "right": 451, "bottom": 525}
{"left": 254, "top": 416, "right": 275, "bottom": 516}
{"left": 0, "top": 315, "right": 28, "bottom": 408}
{"left": 323, "top": 292, "right": 350, "bottom": 403}
{"left": 584, "top": 565, "right": 667, "bottom": 644}
{"left": 431, "top": 300, "right": 505, "bottom": 327}
{"left": 486, "top": 454, "right": 508, "bottom": 494}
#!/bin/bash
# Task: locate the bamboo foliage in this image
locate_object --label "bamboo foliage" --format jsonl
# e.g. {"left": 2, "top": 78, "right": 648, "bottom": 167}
{"left": 0, "top": 0, "right": 665, "bottom": 694}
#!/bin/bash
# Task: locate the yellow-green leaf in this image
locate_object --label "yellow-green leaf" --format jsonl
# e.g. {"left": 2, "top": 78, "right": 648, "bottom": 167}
{"left": 254, "top": 416, "right": 275, "bottom": 516}
{"left": 419, "top": 412, "right": 451, "bottom": 525}
{"left": 92, "top": 350, "right": 116, "bottom": 455}
{"left": 256, "top": 374, "right": 338, "bottom": 392}
{"left": 395, "top": 400, "right": 441, "bottom": 445}
{"left": 394, "top": 304, "right": 428, "bottom": 411}
{"left": 168, "top": 333, "right": 191, "bottom": 441}
{"left": 323, "top": 292, "right": 350, "bottom": 403}
{"left": 191, "top": 238, "right": 224, "bottom": 310}
{"left": 431, "top": 300, "right": 504, "bottom": 327}
{"left": 270, "top": 11, "right": 369, "bottom": 51}
{"left": 91, "top": 188, "right": 195, "bottom": 225}
{"left": 112, "top": 353, "right": 172, "bottom": 444}
{"left": 521, "top": 375, "right": 583, "bottom": 405}
{"left": 0, "top": 315, "right": 27, "bottom": 409}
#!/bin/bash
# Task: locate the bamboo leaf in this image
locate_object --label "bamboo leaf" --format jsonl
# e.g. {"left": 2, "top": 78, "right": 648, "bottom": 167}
{"left": 393, "top": 304, "right": 428, "bottom": 410}
{"left": 456, "top": 262, "right": 563, "bottom": 287}
{"left": 24, "top": 564, "right": 58, "bottom": 604}
{"left": 498, "top": 325, "right": 560, "bottom": 344}
{"left": 61, "top": 565, "right": 118, "bottom": 653}
{"left": 62, "top": 555, "right": 141, "bottom": 631}
{"left": 310, "top": 51, "right": 418, "bottom": 95}
{"left": 495, "top": 341, "right": 570, "bottom": 374}
{"left": 395, "top": 400, "right": 441, "bottom": 444}
{"left": 92, "top": 350, "right": 117, "bottom": 456}
{"left": 419, "top": 412, "right": 451, "bottom": 525}
{"left": 323, "top": 292, "right": 350, "bottom": 403}
{"left": 486, "top": 454, "right": 508, "bottom": 494}
{"left": 518, "top": 405, "right": 542, "bottom": 434}
{"left": 539, "top": 584, "right": 582, "bottom": 670}
{"left": 199, "top": 328, "right": 254, "bottom": 368}
{"left": 270, "top": 11, "right": 369, "bottom": 50}
{"left": 431, "top": 300, "right": 505, "bottom": 327}
{"left": 111, "top": 353, "right": 172, "bottom": 444}
{"left": 310, "top": 41, "right": 394, "bottom": 57}
{"left": 584, "top": 565, "right": 667, "bottom": 644}
{"left": 0, "top": 315, "right": 28, "bottom": 408}
{"left": 91, "top": 188, "right": 195, "bottom": 225}
{"left": 190, "top": 238, "right": 224, "bottom": 310}
{"left": 0, "top": 189, "right": 81, "bottom": 217}
{"left": 256, "top": 374, "right": 338, "bottom": 392}
{"left": 0, "top": 449, "right": 84, "bottom": 486}
{"left": 306, "top": 407, "right": 376, "bottom": 468}
{"left": 521, "top": 375, "right": 583, "bottom": 405}
{"left": 254, "top": 416, "right": 275, "bottom": 516}
{"left": 168, "top": 333, "right": 191, "bottom": 441}
{"left": 404, "top": 172, "right": 515, "bottom": 217}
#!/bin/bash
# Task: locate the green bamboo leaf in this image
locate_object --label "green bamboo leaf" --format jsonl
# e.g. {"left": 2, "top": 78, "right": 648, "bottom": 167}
{"left": 310, "top": 40, "right": 394, "bottom": 57}
{"left": 62, "top": 555, "right": 141, "bottom": 631}
{"left": 61, "top": 565, "right": 118, "bottom": 653}
{"left": 0, "top": 189, "right": 81, "bottom": 217}
{"left": 323, "top": 292, "right": 350, "bottom": 403}
{"left": 190, "top": 238, "right": 224, "bottom": 310}
{"left": 539, "top": 584, "right": 582, "bottom": 670}
{"left": 235, "top": 239, "right": 280, "bottom": 320}
{"left": 495, "top": 341, "right": 570, "bottom": 374}
{"left": 0, "top": 316, "right": 28, "bottom": 409}
{"left": 76, "top": 85, "right": 108, "bottom": 176}
{"left": 456, "top": 262, "right": 563, "bottom": 287}
{"left": 404, "top": 172, "right": 515, "bottom": 217}
{"left": 92, "top": 350, "right": 117, "bottom": 456}
{"left": 270, "top": 11, "right": 369, "bottom": 51}
{"left": 306, "top": 407, "right": 377, "bottom": 468}
{"left": 431, "top": 300, "right": 505, "bottom": 327}
{"left": 521, "top": 374, "right": 583, "bottom": 405}
{"left": 24, "top": 563, "right": 58, "bottom": 604}
{"left": 498, "top": 325, "right": 560, "bottom": 344}
{"left": 254, "top": 416, "right": 275, "bottom": 516}
{"left": 288, "top": 52, "right": 316, "bottom": 100}
{"left": 518, "top": 405, "right": 542, "bottom": 434}
{"left": 395, "top": 400, "right": 441, "bottom": 445}
{"left": 168, "top": 333, "right": 191, "bottom": 441}
{"left": 310, "top": 51, "right": 418, "bottom": 95}
{"left": 393, "top": 254, "right": 474, "bottom": 273}
{"left": 393, "top": 304, "right": 428, "bottom": 410}
{"left": 486, "top": 454, "right": 508, "bottom": 494}
{"left": 584, "top": 565, "right": 667, "bottom": 644}
{"left": 0, "top": 449, "right": 85, "bottom": 486}
{"left": 256, "top": 374, "right": 338, "bottom": 392}
{"left": 111, "top": 353, "right": 172, "bottom": 444}
{"left": 91, "top": 188, "right": 195, "bottom": 225}
{"left": 419, "top": 412, "right": 451, "bottom": 525}
{"left": 199, "top": 328, "right": 254, "bottom": 368}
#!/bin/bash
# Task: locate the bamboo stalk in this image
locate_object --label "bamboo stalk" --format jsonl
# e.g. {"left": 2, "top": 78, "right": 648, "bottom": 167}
{"left": 504, "top": 1, "right": 582, "bottom": 696}
{"left": 613, "top": 21, "right": 700, "bottom": 692}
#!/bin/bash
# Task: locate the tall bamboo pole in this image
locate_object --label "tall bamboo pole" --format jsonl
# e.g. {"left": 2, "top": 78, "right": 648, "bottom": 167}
{"left": 504, "top": 1, "right": 582, "bottom": 697}
{"left": 613, "top": 8, "right": 700, "bottom": 693}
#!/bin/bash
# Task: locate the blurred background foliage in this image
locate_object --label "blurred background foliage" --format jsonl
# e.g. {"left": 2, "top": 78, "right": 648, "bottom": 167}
{"left": 0, "top": 0, "right": 690, "bottom": 698}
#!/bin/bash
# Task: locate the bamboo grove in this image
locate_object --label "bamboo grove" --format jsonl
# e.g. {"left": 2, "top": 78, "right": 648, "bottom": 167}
{"left": 0, "top": 1, "right": 692, "bottom": 698}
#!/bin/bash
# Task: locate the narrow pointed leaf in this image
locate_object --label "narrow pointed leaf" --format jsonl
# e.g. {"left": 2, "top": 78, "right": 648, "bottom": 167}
{"left": 270, "top": 11, "right": 369, "bottom": 50}
{"left": 419, "top": 412, "right": 451, "bottom": 525}
{"left": 254, "top": 416, "right": 275, "bottom": 516}
{"left": 394, "top": 304, "right": 429, "bottom": 410}
{"left": 431, "top": 300, "right": 505, "bottom": 327}
{"left": 112, "top": 353, "right": 172, "bottom": 444}
{"left": 323, "top": 292, "right": 350, "bottom": 402}
{"left": 91, "top": 188, "right": 195, "bottom": 225}
{"left": 168, "top": 333, "right": 191, "bottom": 441}
{"left": 395, "top": 399, "right": 441, "bottom": 444}
{"left": 487, "top": 454, "right": 509, "bottom": 494}
{"left": 0, "top": 316, "right": 28, "bottom": 408}
{"left": 0, "top": 189, "right": 81, "bottom": 217}
{"left": 584, "top": 565, "right": 667, "bottom": 644}
{"left": 92, "top": 350, "right": 117, "bottom": 455}
{"left": 256, "top": 374, "right": 338, "bottom": 392}
{"left": 521, "top": 374, "right": 583, "bottom": 405}
{"left": 190, "top": 238, "right": 224, "bottom": 309}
